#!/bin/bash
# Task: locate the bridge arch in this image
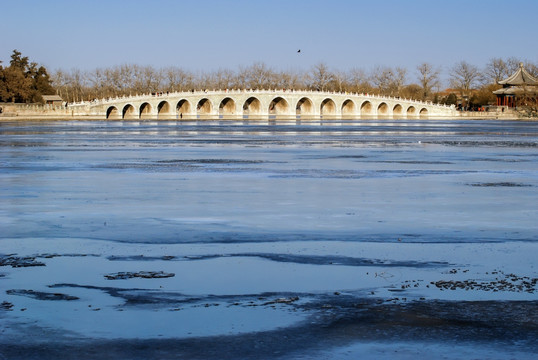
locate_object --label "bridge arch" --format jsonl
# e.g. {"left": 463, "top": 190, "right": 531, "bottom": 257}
{"left": 377, "top": 102, "right": 389, "bottom": 117}
{"left": 197, "top": 98, "right": 213, "bottom": 117}
{"left": 269, "top": 97, "right": 290, "bottom": 116}
{"left": 176, "top": 99, "right": 192, "bottom": 117}
{"left": 341, "top": 99, "right": 356, "bottom": 117}
{"left": 139, "top": 102, "right": 152, "bottom": 119}
{"left": 106, "top": 106, "right": 120, "bottom": 119}
{"left": 243, "top": 97, "right": 262, "bottom": 117}
{"left": 393, "top": 104, "right": 403, "bottom": 117}
{"left": 157, "top": 101, "right": 172, "bottom": 118}
{"left": 122, "top": 104, "right": 137, "bottom": 119}
{"left": 407, "top": 106, "right": 417, "bottom": 116}
{"left": 419, "top": 108, "right": 429, "bottom": 117}
{"left": 296, "top": 97, "right": 314, "bottom": 117}
{"left": 320, "top": 98, "right": 336, "bottom": 117}
{"left": 219, "top": 97, "right": 236, "bottom": 116}
{"left": 360, "top": 101, "right": 373, "bottom": 116}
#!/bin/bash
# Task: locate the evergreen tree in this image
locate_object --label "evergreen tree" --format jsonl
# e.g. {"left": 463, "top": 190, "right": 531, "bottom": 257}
{"left": 9, "top": 50, "right": 29, "bottom": 70}
{"left": 0, "top": 49, "right": 56, "bottom": 103}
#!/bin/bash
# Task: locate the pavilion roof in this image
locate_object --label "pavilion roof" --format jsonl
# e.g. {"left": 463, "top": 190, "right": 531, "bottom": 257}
{"left": 493, "top": 86, "right": 538, "bottom": 95}
{"left": 498, "top": 63, "right": 538, "bottom": 86}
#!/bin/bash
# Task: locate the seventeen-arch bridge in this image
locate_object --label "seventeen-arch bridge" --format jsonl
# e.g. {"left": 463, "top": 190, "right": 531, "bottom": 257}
{"left": 68, "top": 89, "right": 457, "bottom": 120}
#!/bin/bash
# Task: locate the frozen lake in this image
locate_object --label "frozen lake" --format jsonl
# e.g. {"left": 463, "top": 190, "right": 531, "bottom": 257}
{"left": 1, "top": 119, "right": 537, "bottom": 359}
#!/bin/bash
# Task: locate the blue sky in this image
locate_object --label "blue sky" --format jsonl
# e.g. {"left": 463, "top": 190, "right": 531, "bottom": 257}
{"left": 2, "top": 0, "right": 537, "bottom": 74}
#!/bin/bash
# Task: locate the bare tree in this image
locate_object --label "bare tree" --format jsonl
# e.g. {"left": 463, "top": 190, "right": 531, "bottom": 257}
{"left": 416, "top": 62, "right": 440, "bottom": 100}
{"left": 483, "top": 57, "right": 538, "bottom": 84}
{"left": 331, "top": 70, "right": 348, "bottom": 92}
{"left": 142, "top": 66, "right": 163, "bottom": 93}
{"left": 370, "top": 66, "right": 392, "bottom": 94}
{"left": 393, "top": 67, "right": 407, "bottom": 96}
{"left": 370, "top": 66, "right": 407, "bottom": 96}
{"left": 163, "top": 66, "right": 193, "bottom": 92}
{"left": 118, "top": 64, "right": 137, "bottom": 93}
{"left": 347, "top": 68, "right": 371, "bottom": 94}
{"left": 505, "top": 57, "right": 523, "bottom": 74}
{"left": 67, "top": 68, "right": 86, "bottom": 102}
{"left": 484, "top": 58, "right": 509, "bottom": 84}
{"left": 111, "top": 65, "right": 125, "bottom": 92}
{"left": 400, "top": 84, "right": 423, "bottom": 100}
{"left": 213, "top": 68, "right": 237, "bottom": 90}
{"left": 238, "top": 62, "right": 276, "bottom": 90}
{"left": 449, "top": 61, "right": 481, "bottom": 94}
{"left": 86, "top": 68, "right": 104, "bottom": 99}
{"left": 371, "top": 66, "right": 391, "bottom": 94}
{"left": 51, "top": 69, "right": 69, "bottom": 100}
{"left": 307, "top": 62, "right": 334, "bottom": 91}
{"left": 526, "top": 61, "right": 538, "bottom": 77}
{"left": 275, "top": 69, "right": 304, "bottom": 90}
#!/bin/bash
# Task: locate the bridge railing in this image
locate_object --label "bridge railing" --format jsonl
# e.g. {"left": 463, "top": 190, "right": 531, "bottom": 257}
{"left": 79, "top": 89, "right": 454, "bottom": 109}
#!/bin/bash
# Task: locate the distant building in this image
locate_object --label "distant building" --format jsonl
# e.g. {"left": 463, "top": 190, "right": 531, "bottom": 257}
{"left": 42, "top": 95, "right": 64, "bottom": 106}
{"left": 493, "top": 63, "right": 538, "bottom": 107}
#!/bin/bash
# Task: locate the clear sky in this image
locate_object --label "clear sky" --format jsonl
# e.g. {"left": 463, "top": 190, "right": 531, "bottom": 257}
{"left": 1, "top": 0, "right": 537, "bottom": 74}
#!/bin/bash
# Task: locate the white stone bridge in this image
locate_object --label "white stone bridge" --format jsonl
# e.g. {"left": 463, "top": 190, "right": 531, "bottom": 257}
{"left": 68, "top": 89, "right": 457, "bottom": 120}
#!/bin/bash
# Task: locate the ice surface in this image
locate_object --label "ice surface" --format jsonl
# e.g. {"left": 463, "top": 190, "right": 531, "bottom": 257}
{"left": 0, "top": 119, "right": 537, "bottom": 359}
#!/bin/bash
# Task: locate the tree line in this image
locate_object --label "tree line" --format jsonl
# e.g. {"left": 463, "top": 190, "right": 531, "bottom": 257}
{"left": 2, "top": 49, "right": 537, "bottom": 107}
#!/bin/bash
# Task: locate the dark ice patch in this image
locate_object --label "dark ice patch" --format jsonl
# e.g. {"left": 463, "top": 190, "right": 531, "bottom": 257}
{"left": 270, "top": 169, "right": 476, "bottom": 179}
{"left": 105, "top": 271, "right": 175, "bottom": 280}
{"left": 1, "top": 301, "right": 14, "bottom": 311}
{"left": 97, "top": 159, "right": 268, "bottom": 173}
{"left": 0, "top": 255, "right": 46, "bottom": 268}
{"left": 108, "top": 253, "right": 448, "bottom": 268}
{"left": 156, "top": 159, "right": 268, "bottom": 165}
{"left": 236, "top": 253, "right": 449, "bottom": 268}
{"left": 430, "top": 140, "right": 538, "bottom": 147}
{"left": 432, "top": 271, "right": 537, "bottom": 293}
{"left": 374, "top": 160, "right": 453, "bottom": 164}
{"left": 468, "top": 182, "right": 532, "bottom": 187}
{"left": 1, "top": 253, "right": 98, "bottom": 268}
{"left": 470, "top": 158, "right": 530, "bottom": 162}
{"left": 6, "top": 289, "right": 79, "bottom": 301}
{"left": 49, "top": 283, "right": 305, "bottom": 309}
{"left": 296, "top": 155, "right": 368, "bottom": 160}
{"left": 107, "top": 255, "right": 178, "bottom": 261}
